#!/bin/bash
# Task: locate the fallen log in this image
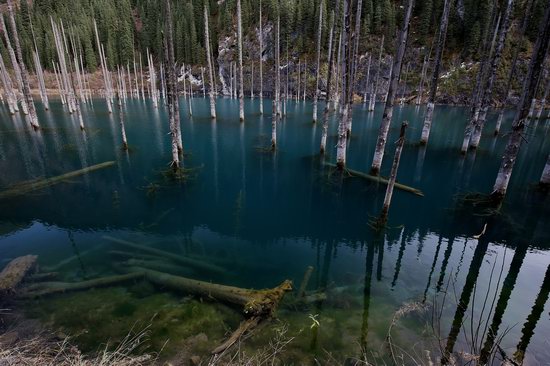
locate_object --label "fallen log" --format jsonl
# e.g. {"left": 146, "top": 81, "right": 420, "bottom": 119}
{"left": 103, "top": 236, "right": 226, "bottom": 275}
{"left": 18, "top": 272, "right": 145, "bottom": 298}
{"left": 0, "top": 161, "right": 116, "bottom": 199}
{"left": 211, "top": 317, "right": 261, "bottom": 355}
{"left": 119, "top": 259, "right": 195, "bottom": 277}
{"left": 0, "top": 255, "right": 37, "bottom": 297}
{"left": 323, "top": 162, "right": 424, "bottom": 197}
{"left": 28, "top": 272, "right": 58, "bottom": 282}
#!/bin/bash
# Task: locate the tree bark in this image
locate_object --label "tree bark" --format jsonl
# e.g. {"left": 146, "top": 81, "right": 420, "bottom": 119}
{"left": 0, "top": 14, "right": 27, "bottom": 115}
{"left": 369, "top": 36, "right": 384, "bottom": 112}
{"left": 335, "top": 0, "right": 351, "bottom": 169}
{"left": 541, "top": 154, "right": 550, "bottom": 186}
{"left": 419, "top": 0, "right": 451, "bottom": 145}
{"left": 492, "top": 0, "right": 550, "bottom": 199}
{"left": 5, "top": 2, "right": 39, "bottom": 129}
{"left": 345, "top": 0, "right": 364, "bottom": 135}
{"left": 370, "top": 0, "right": 414, "bottom": 175}
{"left": 237, "top": 0, "right": 245, "bottom": 121}
{"left": 164, "top": 0, "right": 180, "bottom": 169}
{"left": 259, "top": 0, "right": 264, "bottom": 114}
{"left": 363, "top": 53, "right": 371, "bottom": 104}
{"left": 469, "top": 0, "right": 514, "bottom": 149}
{"left": 416, "top": 54, "right": 428, "bottom": 105}
{"left": 276, "top": 13, "right": 281, "bottom": 115}
{"left": 377, "top": 122, "right": 408, "bottom": 226}
{"left": 93, "top": 20, "right": 112, "bottom": 114}
{"left": 312, "top": 0, "right": 324, "bottom": 123}
{"left": 320, "top": 7, "right": 338, "bottom": 154}
{"left": 460, "top": 13, "right": 501, "bottom": 153}
{"left": 204, "top": 5, "right": 217, "bottom": 119}
{"left": 536, "top": 74, "right": 550, "bottom": 119}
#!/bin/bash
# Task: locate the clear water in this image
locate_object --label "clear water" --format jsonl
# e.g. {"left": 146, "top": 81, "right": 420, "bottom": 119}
{"left": 1, "top": 97, "right": 549, "bottom": 364}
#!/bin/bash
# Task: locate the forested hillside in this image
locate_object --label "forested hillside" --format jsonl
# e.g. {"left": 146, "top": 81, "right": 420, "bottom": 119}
{"left": 0, "top": 0, "right": 545, "bottom": 74}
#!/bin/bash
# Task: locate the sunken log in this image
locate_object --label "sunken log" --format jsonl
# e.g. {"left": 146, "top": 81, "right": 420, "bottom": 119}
{"left": 0, "top": 255, "right": 37, "bottom": 297}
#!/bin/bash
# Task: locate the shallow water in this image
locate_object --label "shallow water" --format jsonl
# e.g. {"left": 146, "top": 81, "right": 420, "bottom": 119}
{"left": 1, "top": 97, "right": 549, "bottom": 364}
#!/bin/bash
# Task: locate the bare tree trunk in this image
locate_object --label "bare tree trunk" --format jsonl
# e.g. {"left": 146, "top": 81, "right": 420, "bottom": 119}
{"left": 303, "top": 59, "right": 307, "bottom": 102}
{"left": 400, "top": 63, "right": 409, "bottom": 105}
{"left": 320, "top": 8, "right": 338, "bottom": 154}
{"left": 259, "top": 0, "right": 264, "bottom": 114}
{"left": 370, "top": 0, "right": 414, "bottom": 175}
{"left": 297, "top": 59, "right": 300, "bottom": 101}
{"left": 0, "top": 53, "right": 17, "bottom": 114}
{"left": 416, "top": 54, "right": 428, "bottom": 105}
{"left": 495, "top": 0, "right": 534, "bottom": 135}
{"left": 335, "top": 0, "right": 351, "bottom": 169}
{"left": 164, "top": 0, "right": 180, "bottom": 169}
{"left": 461, "top": 12, "right": 501, "bottom": 153}
{"left": 312, "top": 0, "right": 324, "bottom": 123}
{"left": 469, "top": 0, "right": 514, "bottom": 149}
{"left": 237, "top": 0, "right": 245, "bottom": 121}
{"left": 369, "top": 36, "right": 384, "bottom": 112}
{"left": 541, "top": 154, "right": 550, "bottom": 186}
{"left": 5, "top": 3, "right": 39, "bottom": 129}
{"left": 419, "top": 0, "right": 451, "bottom": 145}
{"left": 536, "top": 75, "right": 550, "bottom": 119}
{"left": 271, "top": 99, "right": 278, "bottom": 150}
{"left": 492, "top": 0, "right": 550, "bottom": 199}
{"left": 345, "top": 0, "right": 364, "bottom": 135}
{"left": 204, "top": 5, "right": 217, "bottom": 119}
{"left": 117, "top": 95, "right": 128, "bottom": 150}
{"left": 377, "top": 122, "right": 408, "bottom": 226}
{"left": 250, "top": 62, "right": 254, "bottom": 98}
{"left": 363, "top": 53, "right": 371, "bottom": 104}
{"left": 93, "top": 19, "right": 112, "bottom": 113}
{"left": 276, "top": 13, "right": 281, "bottom": 116}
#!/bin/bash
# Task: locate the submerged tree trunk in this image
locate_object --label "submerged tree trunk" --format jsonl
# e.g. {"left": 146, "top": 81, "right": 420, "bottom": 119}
{"left": 541, "top": 154, "right": 550, "bottom": 186}
{"left": 419, "top": 0, "right": 451, "bottom": 145}
{"left": 363, "top": 53, "right": 371, "bottom": 104}
{"left": 204, "top": 6, "right": 216, "bottom": 119}
{"left": 335, "top": 0, "right": 351, "bottom": 169}
{"left": 377, "top": 122, "right": 408, "bottom": 227}
{"left": 117, "top": 95, "right": 128, "bottom": 150}
{"left": 164, "top": 0, "right": 180, "bottom": 169}
{"left": 461, "top": 12, "right": 501, "bottom": 153}
{"left": 469, "top": 0, "right": 514, "bottom": 149}
{"left": 492, "top": 0, "right": 550, "bottom": 199}
{"left": 259, "top": 0, "right": 264, "bottom": 115}
{"left": 369, "top": 36, "right": 384, "bottom": 112}
{"left": 237, "top": 0, "right": 245, "bottom": 121}
{"left": 370, "top": 0, "right": 414, "bottom": 175}
{"left": 312, "top": 0, "right": 324, "bottom": 123}
{"left": 5, "top": 3, "right": 39, "bottom": 129}
{"left": 320, "top": 7, "right": 338, "bottom": 154}
{"left": 495, "top": 12, "right": 534, "bottom": 133}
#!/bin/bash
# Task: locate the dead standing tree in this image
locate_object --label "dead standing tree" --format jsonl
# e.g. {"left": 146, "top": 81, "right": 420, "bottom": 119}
{"left": 312, "top": 0, "right": 324, "bottom": 123}
{"left": 335, "top": 0, "right": 351, "bottom": 169}
{"left": 419, "top": 0, "right": 451, "bottom": 145}
{"left": 492, "top": 0, "right": 550, "bottom": 200}
{"left": 204, "top": 5, "right": 216, "bottom": 119}
{"left": 6, "top": 0, "right": 39, "bottom": 129}
{"left": 370, "top": 0, "right": 414, "bottom": 175}
{"left": 164, "top": 0, "right": 180, "bottom": 170}
{"left": 237, "top": 0, "right": 245, "bottom": 121}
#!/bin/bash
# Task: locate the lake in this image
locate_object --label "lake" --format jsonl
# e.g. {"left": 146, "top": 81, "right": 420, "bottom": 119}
{"left": 1, "top": 97, "right": 549, "bottom": 365}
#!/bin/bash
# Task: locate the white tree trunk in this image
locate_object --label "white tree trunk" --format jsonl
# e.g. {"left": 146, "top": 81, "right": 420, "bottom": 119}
{"left": 312, "top": 1, "right": 324, "bottom": 123}
{"left": 493, "top": 1, "right": 550, "bottom": 198}
{"left": 259, "top": 0, "right": 264, "bottom": 115}
{"left": 275, "top": 14, "right": 281, "bottom": 116}
{"left": 164, "top": 0, "right": 180, "bottom": 169}
{"left": 320, "top": 7, "right": 337, "bottom": 154}
{"left": 204, "top": 5, "right": 217, "bottom": 119}
{"left": 369, "top": 36, "right": 384, "bottom": 112}
{"left": 237, "top": 0, "right": 245, "bottom": 121}
{"left": 363, "top": 53, "right": 371, "bottom": 104}
{"left": 419, "top": 0, "right": 451, "bottom": 144}
{"left": 416, "top": 54, "right": 428, "bottom": 105}
{"left": 370, "top": 0, "right": 413, "bottom": 175}
{"left": 336, "top": 0, "right": 350, "bottom": 169}
{"left": 541, "top": 154, "right": 550, "bottom": 185}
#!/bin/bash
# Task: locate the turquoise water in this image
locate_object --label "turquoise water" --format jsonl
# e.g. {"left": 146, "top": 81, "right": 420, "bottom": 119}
{"left": 1, "top": 97, "right": 549, "bottom": 364}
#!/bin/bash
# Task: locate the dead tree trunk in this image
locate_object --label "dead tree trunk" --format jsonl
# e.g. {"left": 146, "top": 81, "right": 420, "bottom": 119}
{"left": 0, "top": 53, "right": 17, "bottom": 114}
{"left": 369, "top": 36, "right": 384, "bottom": 112}
{"left": 5, "top": 3, "right": 39, "bottom": 129}
{"left": 320, "top": 7, "right": 338, "bottom": 154}
{"left": 461, "top": 12, "right": 501, "bottom": 153}
{"left": 492, "top": 0, "right": 550, "bottom": 199}
{"left": 419, "top": 0, "right": 451, "bottom": 145}
{"left": 117, "top": 95, "right": 128, "bottom": 150}
{"left": 204, "top": 5, "right": 217, "bottom": 119}
{"left": 345, "top": 0, "right": 364, "bottom": 135}
{"left": 237, "top": 0, "right": 245, "bottom": 121}
{"left": 536, "top": 74, "right": 550, "bottom": 119}
{"left": 259, "top": 0, "right": 264, "bottom": 115}
{"left": 93, "top": 19, "right": 112, "bottom": 113}
{"left": 335, "top": 0, "right": 351, "bottom": 169}
{"left": 0, "top": 14, "right": 27, "bottom": 115}
{"left": 495, "top": 0, "right": 534, "bottom": 135}
{"left": 370, "top": 0, "right": 414, "bottom": 176}
{"left": 363, "top": 53, "right": 371, "bottom": 104}
{"left": 416, "top": 54, "right": 428, "bottom": 105}
{"left": 469, "top": 0, "right": 514, "bottom": 149}
{"left": 376, "top": 122, "right": 408, "bottom": 227}
{"left": 250, "top": 61, "right": 254, "bottom": 98}
{"left": 275, "top": 12, "right": 281, "bottom": 116}
{"left": 164, "top": 0, "right": 180, "bottom": 169}
{"left": 541, "top": 154, "right": 550, "bottom": 186}
{"left": 312, "top": 0, "right": 324, "bottom": 123}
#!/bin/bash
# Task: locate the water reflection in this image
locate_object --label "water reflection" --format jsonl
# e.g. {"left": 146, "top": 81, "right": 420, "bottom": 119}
{"left": 0, "top": 99, "right": 549, "bottom": 363}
